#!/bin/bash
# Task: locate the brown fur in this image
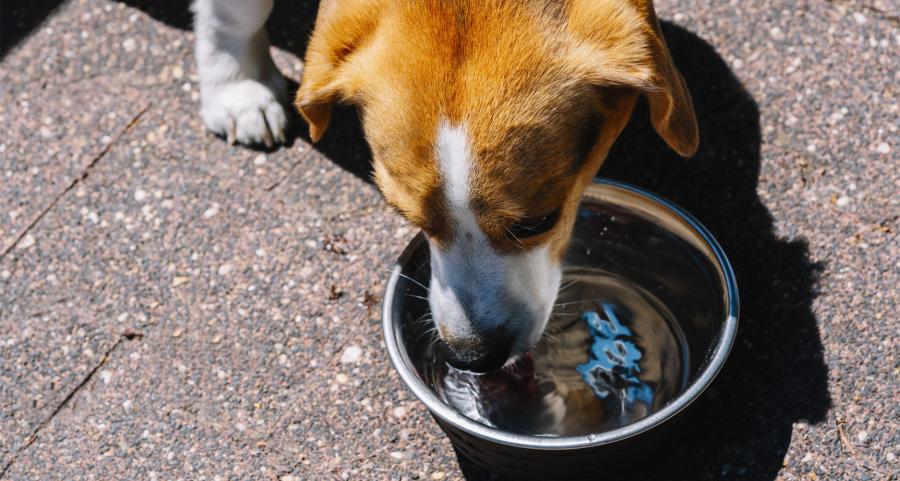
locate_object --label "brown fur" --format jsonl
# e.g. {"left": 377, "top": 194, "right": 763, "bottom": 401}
{"left": 297, "top": 0, "right": 698, "bottom": 257}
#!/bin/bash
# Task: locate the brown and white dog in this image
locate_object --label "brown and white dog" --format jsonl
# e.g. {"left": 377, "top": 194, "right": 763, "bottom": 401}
{"left": 194, "top": 0, "right": 698, "bottom": 372}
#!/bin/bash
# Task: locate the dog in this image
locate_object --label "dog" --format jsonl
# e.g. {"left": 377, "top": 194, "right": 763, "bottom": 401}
{"left": 194, "top": 0, "right": 698, "bottom": 373}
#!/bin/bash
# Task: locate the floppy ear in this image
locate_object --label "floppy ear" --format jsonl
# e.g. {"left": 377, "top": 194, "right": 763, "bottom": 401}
{"left": 568, "top": 0, "right": 699, "bottom": 157}
{"left": 639, "top": 5, "right": 699, "bottom": 157}
{"left": 295, "top": 0, "right": 382, "bottom": 142}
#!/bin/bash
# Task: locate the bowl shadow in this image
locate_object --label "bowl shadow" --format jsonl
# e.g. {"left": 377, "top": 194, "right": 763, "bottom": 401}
{"left": 11, "top": 2, "right": 829, "bottom": 478}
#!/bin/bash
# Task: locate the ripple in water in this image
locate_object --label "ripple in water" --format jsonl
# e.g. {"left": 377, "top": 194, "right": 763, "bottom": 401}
{"left": 421, "top": 268, "right": 690, "bottom": 437}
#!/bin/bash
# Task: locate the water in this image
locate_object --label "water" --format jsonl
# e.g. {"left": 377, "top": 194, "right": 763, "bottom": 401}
{"left": 420, "top": 267, "right": 690, "bottom": 437}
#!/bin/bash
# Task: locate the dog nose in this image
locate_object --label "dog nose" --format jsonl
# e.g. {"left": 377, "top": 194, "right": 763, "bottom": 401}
{"left": 444, "top": 327, "right": 514, "bottom": 373}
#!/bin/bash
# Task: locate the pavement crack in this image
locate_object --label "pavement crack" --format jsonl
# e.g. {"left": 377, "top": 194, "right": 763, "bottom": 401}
{"left": 264, "top": 149, "right": 315, "bottom": 192}
{"left": 0, "top": 104, "right": 152, "bottom": 260}
{"left": 0, "top": 332, "right": 143, "bottom": 477}
{"left": 834, "top": 416, "right": 859, "bottom": 458}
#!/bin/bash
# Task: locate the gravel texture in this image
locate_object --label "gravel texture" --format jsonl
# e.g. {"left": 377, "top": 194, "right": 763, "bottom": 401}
{"left": 1, "top": 0, "right": 897, "bottom": 480}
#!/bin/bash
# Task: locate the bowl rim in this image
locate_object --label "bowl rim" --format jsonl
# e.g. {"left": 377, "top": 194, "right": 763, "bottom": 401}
{"left": 381, "top": 178, "right": 740, "bottom": 450}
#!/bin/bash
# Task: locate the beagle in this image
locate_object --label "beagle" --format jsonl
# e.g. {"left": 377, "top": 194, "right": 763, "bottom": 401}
{"left": 194, "top": 0, "right": 698, "bottom": 372}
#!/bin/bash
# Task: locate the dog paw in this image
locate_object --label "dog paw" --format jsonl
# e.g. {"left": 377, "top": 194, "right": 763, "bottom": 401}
{"left": 199, "top": 76, "right": 288, "bottom": 148}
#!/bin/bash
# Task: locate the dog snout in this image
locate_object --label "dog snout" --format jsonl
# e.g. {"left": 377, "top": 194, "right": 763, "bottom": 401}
{"left": 444, "top": 325, "right": 515, "bottom": 373}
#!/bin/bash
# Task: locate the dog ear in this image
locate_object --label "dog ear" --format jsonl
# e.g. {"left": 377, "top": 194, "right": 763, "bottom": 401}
{"left": 295, "top": 0, "right": 382, "bottom": 142}
{"left": 568, "top": 0, "right": 699, "bottom": 157}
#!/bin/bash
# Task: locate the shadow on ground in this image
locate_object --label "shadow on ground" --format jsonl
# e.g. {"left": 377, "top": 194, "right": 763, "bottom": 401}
{"left": 5, "top": 2, "right": 830, "bottom": 479}
{"left": 1, "top": 0, "right": 67, "bottom": 59}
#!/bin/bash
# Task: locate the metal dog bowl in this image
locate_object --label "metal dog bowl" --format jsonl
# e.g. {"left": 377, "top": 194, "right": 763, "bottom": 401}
{"left": 382, "top": 179, "right": 739, "bottom": 480}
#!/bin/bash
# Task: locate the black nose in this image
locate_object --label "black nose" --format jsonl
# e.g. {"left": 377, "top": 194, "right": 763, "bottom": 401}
{"left": 444, "top": 328, "right": 514, "bottom": 373}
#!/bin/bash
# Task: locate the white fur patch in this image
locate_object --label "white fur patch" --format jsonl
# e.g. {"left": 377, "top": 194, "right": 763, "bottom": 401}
{"left": 436, "top": 121, "right": 471, "bottom": 209}
{"left": 193, "top": 0, "right": 288, "bottom": 146}
{"left": 429, "top": 121, "right": 561, "bottom": 354}
{"left": 434, "top": 121, "right": 483, "bottom": 241}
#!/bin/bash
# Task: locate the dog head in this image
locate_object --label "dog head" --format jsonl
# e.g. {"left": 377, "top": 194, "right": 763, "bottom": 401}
{"left": 297, "top": 0, "right": 698, "bottom": 372}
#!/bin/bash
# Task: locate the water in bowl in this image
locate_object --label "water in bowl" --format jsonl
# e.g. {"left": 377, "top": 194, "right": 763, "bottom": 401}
{"left": 419, "top": 267, "right": 690, "bottom": 437}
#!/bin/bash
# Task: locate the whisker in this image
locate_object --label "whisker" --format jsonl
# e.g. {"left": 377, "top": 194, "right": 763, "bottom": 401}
{"left": 410, "top": 315, "right": 434, "bottom": 326}
{"left": 504, "top": 226, "right": 524, "bottom": 249}
{"left": 557, "top": 280, "right": 578, "bottom": 294}
{"left": 410, "top": 317, "right": 434, "bottom": 329}
{"left": 397, "top": 272, "right": 430, "bottom": 292}
{"left": 551, "top": 304, "right": 582, "bottom": 311}
{"left": 552, "top": 301, "right": 581, "bottom": 308}
{"left": 544, "top": 329, "right": 562, "bottom": 338}
{"left": 404, "top": 293, "right": 430, "bottom": 302}
{"left": 428, "top": 333, "right": 443, "bottom": 350}
{"left": 414, "top": 325, "right": 439, "bottom": 344}
{"left": 414, "top": 257, "right": 430, "bottom": 278}
{"left": 542, "top": 331, "right": 559, "bottom": 342}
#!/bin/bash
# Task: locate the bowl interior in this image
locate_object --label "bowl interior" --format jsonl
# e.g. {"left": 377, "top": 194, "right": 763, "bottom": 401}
{"left": 383, "top": 179, "right": 738, "bottom": 448}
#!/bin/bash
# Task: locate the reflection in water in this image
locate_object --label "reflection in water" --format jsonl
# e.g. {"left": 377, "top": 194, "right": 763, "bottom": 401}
{"left": 577, "top": 304, "right": 655, "bottom": 425}
{"left": 422, "top": 269, "right": 690, "bottom": 437}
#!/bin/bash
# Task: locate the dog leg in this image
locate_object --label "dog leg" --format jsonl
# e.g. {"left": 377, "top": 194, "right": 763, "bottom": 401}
{"left": 193, "top": 0, "right": 288, "bottom": 147}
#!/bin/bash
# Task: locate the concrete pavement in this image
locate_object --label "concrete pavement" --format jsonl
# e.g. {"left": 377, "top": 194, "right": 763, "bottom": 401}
{"left": 1, "top": 0, "right": 897, "bottom": 479}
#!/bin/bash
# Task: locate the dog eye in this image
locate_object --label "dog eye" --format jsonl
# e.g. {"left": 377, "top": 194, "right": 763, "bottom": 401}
{"left": 508, "top": 208, "right": 561, "bottom": 240}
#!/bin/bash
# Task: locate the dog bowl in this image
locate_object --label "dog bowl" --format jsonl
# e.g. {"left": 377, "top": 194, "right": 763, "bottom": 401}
{"left": 382, "top": 179, "right": 738, "bottom": 480}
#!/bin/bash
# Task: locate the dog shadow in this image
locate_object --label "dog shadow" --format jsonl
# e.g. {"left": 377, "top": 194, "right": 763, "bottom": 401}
{"left": 9, "top": 3, "right": 829, "bottom": 478}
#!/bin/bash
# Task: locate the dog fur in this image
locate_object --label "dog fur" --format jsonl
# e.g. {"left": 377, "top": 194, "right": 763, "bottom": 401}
{"left": 196, "top": 0, "right": 698, "bottom": 371}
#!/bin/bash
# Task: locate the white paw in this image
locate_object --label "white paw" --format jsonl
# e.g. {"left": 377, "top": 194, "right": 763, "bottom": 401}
{"left": 200, "top": 77, "right": 288, "bottom": 148}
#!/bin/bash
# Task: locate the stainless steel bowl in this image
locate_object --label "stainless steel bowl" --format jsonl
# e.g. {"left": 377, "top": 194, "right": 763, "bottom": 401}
{"left": 382, "top": 179, "right": 739, "bottom": 480}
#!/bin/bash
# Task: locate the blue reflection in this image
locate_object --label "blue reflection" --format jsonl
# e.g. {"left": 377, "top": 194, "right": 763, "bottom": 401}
{"left": 576, "top": 303, "right": 653, "bottom": 408}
